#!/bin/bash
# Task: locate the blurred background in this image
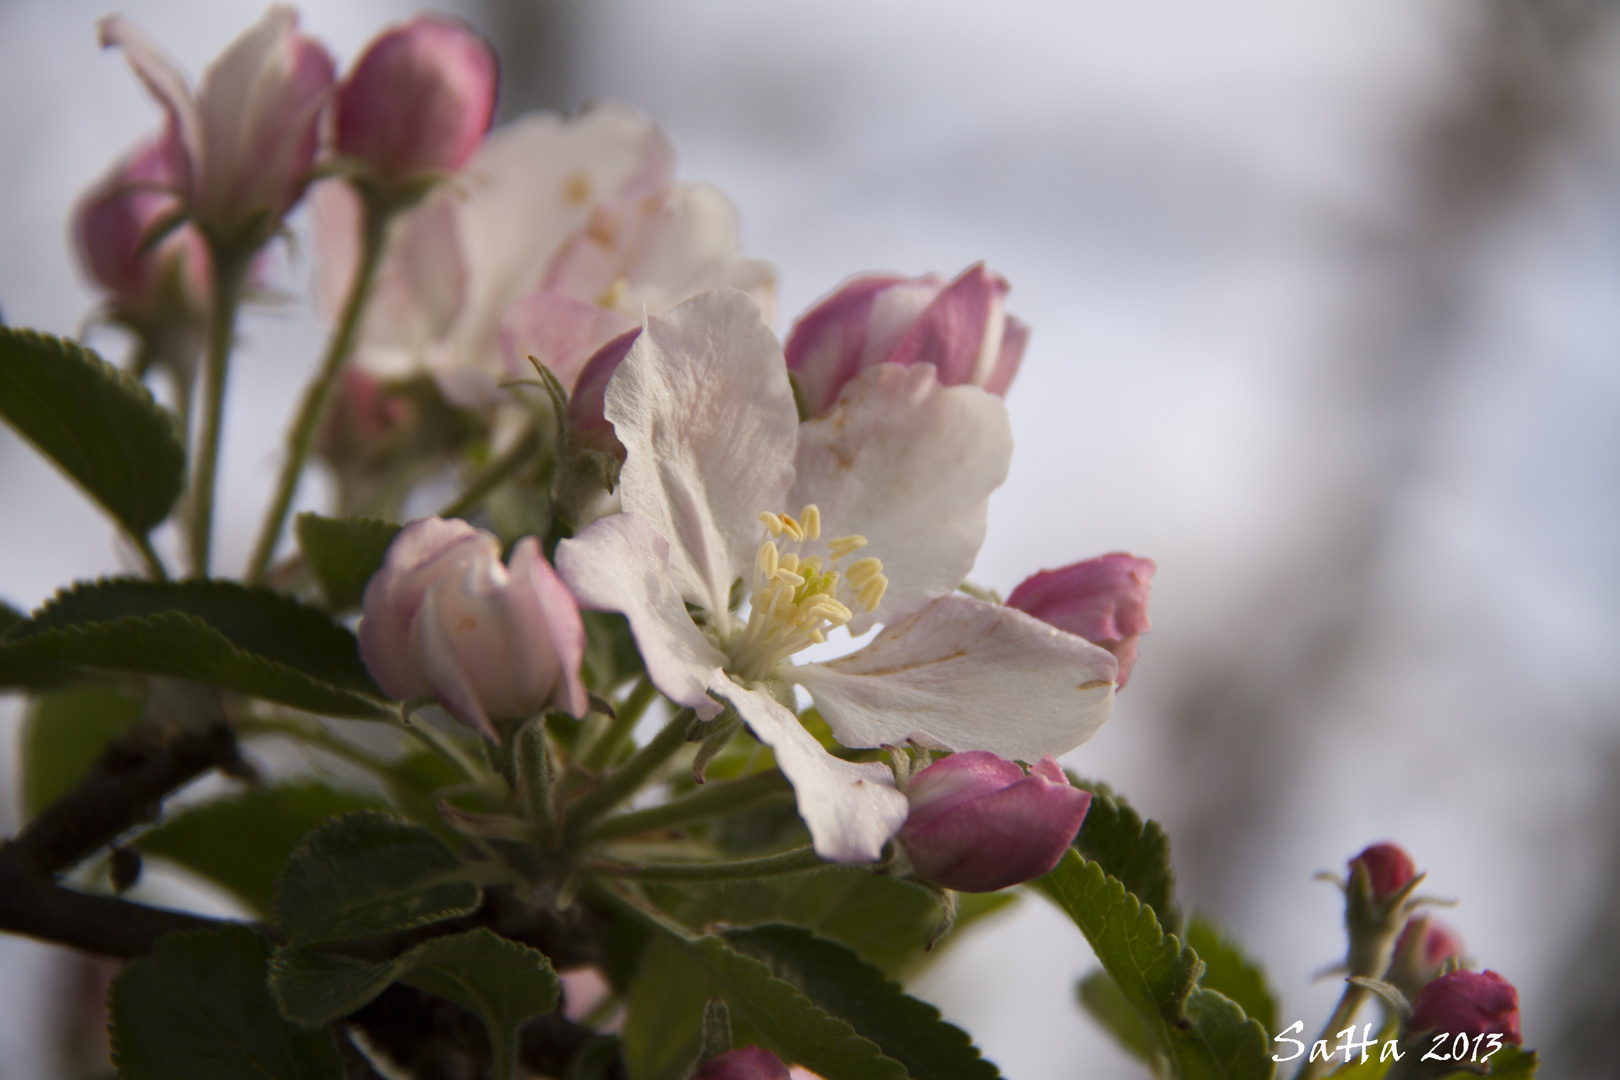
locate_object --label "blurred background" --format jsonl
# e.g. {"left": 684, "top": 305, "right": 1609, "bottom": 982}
{"left": 3, "top": 0, "right": 1620, "bottom": 1077}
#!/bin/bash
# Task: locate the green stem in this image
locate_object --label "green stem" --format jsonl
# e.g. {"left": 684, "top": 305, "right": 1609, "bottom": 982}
{"left": 436, "top": 423, "right": 541, "bottom": 520}
{"left": 246, "top": 191, "right": 392, "bottom": 584}
{"left": 579, "top": 677, "right": 657, "bottom": 773}
{"left": 564, "top": 710, "right": 693, "bottom": 841}
{"left": 1297, "top": 983, "right": 1368, "bottom": 1080}
{"left": 130, "top": 532, "right": 168, "bottom": 581}
{"left": 188, "top": 247, "right": 252, "bottom": 577}
{"left": 589, "top": 844, "right": 824, "bottom": 882}
{"left": 236, "top": 715, "right": 394, "bottom": 775}
{"left": 587, "top": 769, "right": 792, "bottom": 842}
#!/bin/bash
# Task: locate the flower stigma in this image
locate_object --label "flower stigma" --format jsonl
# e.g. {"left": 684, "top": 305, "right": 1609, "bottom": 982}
{"left": 723, "top": 503, "right": 888, "bottom": 681}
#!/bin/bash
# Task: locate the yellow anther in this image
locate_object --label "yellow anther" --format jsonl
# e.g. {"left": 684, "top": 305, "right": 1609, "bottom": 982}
{"left": 757, "top": 540, "right": 779, "bottom": 579}
{"left": 759, "top": 512, "right": 784, "bottom": 537}
{"left": 828, "top": 535, "right": 868, "bottom": 559}
{"left": 809, "top": 598, "right": 854, "bottom": 623}
{"left": 779, "top": 552, "right": 800, "bottom": 574}
{"left": 809, "top": 628, "right": 827, "bottom": 644}
{"left": 846, "top": 558, "right": 883, "bottom": 587}
{"left": 800, "top": 505, "right": 822, "bottom": 541}
{"left": 773, "top": 569, "right": 806, "bottom": 589}
{"left": 857, "top": 576, "right": 888, "bottom": 612}
{"left": 778, "top": 514, "right": 804, "bottom": 542}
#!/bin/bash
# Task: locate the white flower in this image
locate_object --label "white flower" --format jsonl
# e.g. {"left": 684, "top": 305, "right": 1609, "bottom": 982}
{"left": 555, "top": 291, "right": 1119, "bottom": 863}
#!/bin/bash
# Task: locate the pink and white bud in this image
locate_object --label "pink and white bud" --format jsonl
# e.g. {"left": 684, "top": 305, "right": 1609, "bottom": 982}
{"left": 785, "top": 263, "right": 1029, "bottom": 417}
{"left": 100, "top": 7, "right": 335, "bottom": 241}
{"left": 74, "top": 131, "right": 209, "bottom": 322}
{"left": 1388, "top": 915, "right": 1465, "bottom": 998}
{"left": 566, "top": 327, "right": 641, "bottom": 459}
{"left": 359, "top": 517, "right": 587, "bottom": 736}
{"left": 897, "top": 752, "right": 1092, "bottom": 893}
{"left": 1005, "top": 554, "right": 1155, "bottom": 690}
{"left": 1408, "top": 970, "right": 1521, "bottom": 1043}
{"left": 692, "top": 1047, "right": 791, "bottom": 1080}
{"left": 337, "top": 16, "right": 498, "bottom": 182}
{"left": 1350, "top": 842, "right": 1418, "bottom": 904}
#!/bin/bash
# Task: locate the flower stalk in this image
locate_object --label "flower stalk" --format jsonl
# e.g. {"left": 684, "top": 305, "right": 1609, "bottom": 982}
{"left": 563, "top": 709, "right": 695, "bottom": 841}
{"left": 187, "top": 244, "right": 253, "bottom": 577}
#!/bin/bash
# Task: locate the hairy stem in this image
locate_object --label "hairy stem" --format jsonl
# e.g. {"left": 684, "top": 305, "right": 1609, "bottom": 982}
{"left": 564, "top": 710, "right": 694, "bottom": 841}
{"left": 587, "top": 769, "right": 792, "bottom": 842}
{"left": 579, "top": 678, "right": 657, "bottom": 773}
{"left": 1297, "top": 982, "right": 1368, "bottom": 1080}
{"left": 188, "top": 247, "right": 253, "bottom": 577}
{"left": 589, "top": 844, "right": 824, "bottom": 882}
{"left": 436, "top": 423, "right": 542, "bottom": 520}
{"left": 247, "top": 190, "right": 392, "bottom": 583}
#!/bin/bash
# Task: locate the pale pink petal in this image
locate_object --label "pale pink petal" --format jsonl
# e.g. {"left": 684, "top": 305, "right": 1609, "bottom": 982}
{"left": 981, "top": 315, "right": 1028, "bottom": 397}
{"left": 784, "top": 273, "right": 909, "bottom": 417}
{"left": 613, "top": 184, "right": 777, "bottom": 323}
{"left": 413, "top": 558, "right": 517, "bottom": 738}
{"left": 888, "top": 263, "right": 1009, "bottom": 387}
{"left": 508, "top": 537, "right": 588, "bottom": 717}
{"left": 788, "top": 363, "right": 1011, "bottom": 633}
{"left": 499, "top": 291, "right": 635, "bottom": 391}
{"left": 98, "top": 15, "right": 201, "bottom": 191}
{"left": 857, "top": 276, "right": 943, "bottom": 369}
{"left": 712, "top": 674, "right": 909, "bottom": 864}
{"left": 554, "top": 514, "right": 726, "bottom": 719}
{"left": 606, "top": 290, "right": 798, "bottom": 626}
{"left": 1006, "top": 554, "right": 1155, "bottom": 689}
{"left": 790, "top": 594, "right": 1118, "bottom": 761}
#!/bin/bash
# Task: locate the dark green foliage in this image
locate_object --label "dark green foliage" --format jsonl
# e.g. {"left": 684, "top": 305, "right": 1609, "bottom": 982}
{"left": 21, "top": 683, "right": 145, "bottom": 817}
{"left": 1070, "top": 773, "right": 1181, "bottom": 934}
{"left": 1187, "top": 913, "right": 1279, "bottom": 1036}
{"left": 295, "top": 513, "right": 400, "bottom": 612}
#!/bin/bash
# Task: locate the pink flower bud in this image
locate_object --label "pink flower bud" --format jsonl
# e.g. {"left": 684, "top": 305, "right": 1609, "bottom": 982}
{"left": 317, "top": 368, "right": 414, "bottom": 465}
{"left": 1005, "top": 554, "right": 1155, "bottom": 690}
{"left": 897, "top": 752, "right": 1091, "bottom": 893}
{"left": 337, "top": 16, "right": 498, "bottom": 182}
{"left": 1349, "top": 842, "right": 1417, "bottom": 903}
{"left": 1388, "top": 915, "right": 1465, "bottom": 998}
{"left": 1409, "top": 970, "right": 1521, "bottom": 1043}
{"left": 74, "top": 132, "right": 210, "bottom": 322}
{"left": 785, "top": 263, "right": 1029, "bottom": 416}
{"left": 566, "top": 327, "right": 641, "bottom": 459}
{"left": 359, "top": 517, "right": 587, "bottom": 736}
{"left": 693, "top": 1047, "right": 791, "bottom": 1080}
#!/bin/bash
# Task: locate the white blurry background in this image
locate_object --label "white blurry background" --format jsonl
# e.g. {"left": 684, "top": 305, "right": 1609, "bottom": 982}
{"left": 3, "top": 1, "right": 1620, "bottom": 1077}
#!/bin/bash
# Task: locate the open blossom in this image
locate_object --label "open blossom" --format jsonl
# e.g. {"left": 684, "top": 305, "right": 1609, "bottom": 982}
{"left": 1007, "top": 554, "right": 1155, "bottom": 690}
{"left": 1408, "top": 970, "right": 1521, "bottom": 1042}
{"left": 100, "top": 7, "right": 334, "bottom": 242}
{"left": 692, "top": 1047, "right": 791, "bottom": 1080}
{"left": 336, "top": 16, "right": 498, "bottom": 182}
{"left": 898, "top": 752, "right": 1092, "bottom": 893}
{"left": 315, "top": 105, "right": 774, "bottom": 407}
{"left": 74, "top": 130, "right": 210, "bottom": 325}
{"left": 785, "top": 264, "right": 1028, "bottom": 417}
{"left": 556, "top": 290, "right": 1117, "bottom": 863}
{"left": 359, "top": 517, "right": 587, "bottom": 737}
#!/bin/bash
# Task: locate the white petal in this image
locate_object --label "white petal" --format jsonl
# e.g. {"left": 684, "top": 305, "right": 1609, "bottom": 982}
{"left": 606, "top": 290, "right": 798, "bottom": 624}
{"left": 788, "top": 363, "right": 1012, "bottom": 632}
{"left": 711, "top": 674, "right": 909, "bottom": 864}
{"left": 618, "top": 184, "right": 777, "bottom": 325}
{"left": 791, "top": 594, "right": 1118, "bottom": 761}
{"left": 98, "top": 15, "right": 202, "bottom": 184}
{"left": 554, "top": 513, "right": 726, "bottom": 719}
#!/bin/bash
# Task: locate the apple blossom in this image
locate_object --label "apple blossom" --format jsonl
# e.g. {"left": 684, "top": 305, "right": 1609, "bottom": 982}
{"left": 555, "top": 290, "right": 1117, "bottom": 863}
{"left": 785, "top": 263, "right": 1029, "bottom": 417}
{"left": 1408, "top": 970, "right": 1521, "bottom": 1042}
{"left": 565, "top": 328, "right": 641, "bottom": 459}
{"left": 693, "top": 1047, "right": 790, "bottom": 1080}
{"left": 336, "top": 16, "right": 498, "bottom": 183}
{"left": 73, "top": 131, "right": 209, "bottom": 330}
{"left": 315, "top": 105, "right": 774, "bottom": 407}
{"left": 99, "top": 7, "right": 334, "bottom": 245}
{"left": 1388, "top": 915, "right": 1465, "bottom": 999}
{"left": 898, "top": 752, "right": 1092, "bottom": 893}
{"left": 1006, "top": 554, "right": 1155, "bottom": 690}
{"left": 1350, "top": 842, "right": 1418, "bottom": 903}
{"left": 359, "top": 517, "right": 587, "bottom": 737}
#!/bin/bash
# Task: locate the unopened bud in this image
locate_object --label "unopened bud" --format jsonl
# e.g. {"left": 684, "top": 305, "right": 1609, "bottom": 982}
{"left": 897, "top": 752, "right": 1091, "bottom": 893}
{"left": 691, "top": 1046, "right": 790, "bottom": 1080}
{"left": 1006, "top": 554, "right": 1155, "bottom": 689}
{"left": 1351, "top": 842, "right": 1418, "bottom": 904}
{"left": 1387, "top": 915, "right": 1465, "bottom": 1000}
{"left": 1408, "top": 970, "right": 1520, "bottom": 1044}
{"left": 785, "top": 263, "right": 1028, "bottom": 417}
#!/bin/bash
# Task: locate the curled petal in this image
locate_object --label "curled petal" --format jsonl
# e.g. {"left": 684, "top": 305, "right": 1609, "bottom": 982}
{"left": 788, "top": 363, "right": 1011, "bottom": 632}
{"left": 784, "top": 273, "right": 912, "bottom": 417}
{"left": 791, "top": 594, "right": 1117, "bottom": 761}
{"left": 887, "top": 263, "right": 1010, "bottom": 388}
{"left": 1006, "top": 553, "right": 1155, "bottom": 689}
{"left": 607, "top": 290, "right": 798, "bottom": 624}
{"left": 98, "top": 15, "right": 201, "bottom": 192}
{"left": 713, "top": 674, "right": 909, "bottom": 864}
{"left": 508, "top": 537, "right": 589, "bottom": 718}
{"left": 500, "top": 290, "right": 635, "bottom": 392}
{"left": 554, "top": 513, "right": 726, "bottom": 719}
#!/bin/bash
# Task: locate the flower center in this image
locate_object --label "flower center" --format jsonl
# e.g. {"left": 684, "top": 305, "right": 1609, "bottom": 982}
{"left": 724, "top": 503, "right": 888, "bottom": 682}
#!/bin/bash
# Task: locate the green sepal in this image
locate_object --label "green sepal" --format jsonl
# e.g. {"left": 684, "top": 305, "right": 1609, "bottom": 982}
{"left": 0, "top": 578, "right": 390, "bottom": 718}
{"left": 273, "top": 811, "right": 481, "bottom": 945}
{"left": 295, "top": 513, "right": 400, "bottom": 612}
{"left": 109, "top": 924, "right": 342, "bottom": 1080}
{"left": 0, "top": 327, "right": 185, "bottom": 537}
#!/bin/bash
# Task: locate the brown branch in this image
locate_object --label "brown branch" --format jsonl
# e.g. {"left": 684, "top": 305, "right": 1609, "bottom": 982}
{"left": 0, "top": 855, "right": 223, "bottom": 957}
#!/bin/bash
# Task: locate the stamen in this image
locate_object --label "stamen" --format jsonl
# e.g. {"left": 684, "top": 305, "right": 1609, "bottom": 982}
{"left": 759, "top": 512, "right": 784, "bottom": 537}
{"left": 773, "top": 568, "right": 806, "bottom": 589}
{"left": 800, "top": 505, "right": 821, "bottom": 541}
{"left": 845, "top": 558, "right": 883, "bottom": 587}
{"left": 828, "top": 535, "right": 867, "bottom": 559}
{"left": 857, "top": 577, "right": 888, "bottom": 612}
{"left": 779, "top": 552, "right": 800, "bottom": 574}
{"left": 779, "top": 514, "right": 804, "bottom": 542}
{"left": 757, "top": 540, "right": 779, "bottom": 579}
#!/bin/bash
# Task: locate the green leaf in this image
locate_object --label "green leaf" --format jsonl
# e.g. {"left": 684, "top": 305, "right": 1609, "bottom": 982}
{"left": 109, "top": 924, "right": 342, "bottom": 1080}
{"left": 0, "top": 327, "right": 184, "bottom": 536}
{"left": 139, "top": 782, "right": 388, "bottom": 915}
{"left": 1187, "top": 913, "right": 1278, "bottom": 1036}
{"left": 1463, "top": 1046, "right": 1536, "bottom": 1079}
{"left": 20, "top": 683, "right": 145, "bottom": 817}
{"left": 296, "top": 514, "right": 400, "bottom": 612}
{"left": 1071, "top": 774, "right": 1180, "bottom": 934}
{"left": 1037, "top": 851, "right": 1273, "bottom": 1080}
{"left": 274, "top": 811, "right": 481, "bottom": 945}
{"left": 0, "top": 601, "right": 86, "bottom": 691}
{"left": 0, "top": 578, "right": 391, "bottom": 718}
{"left": 1077, "top": 970, "right": 1162, "bottom": 1066}
{"left": 721, "top": 923, "right": 1000, "bottom": 1080}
